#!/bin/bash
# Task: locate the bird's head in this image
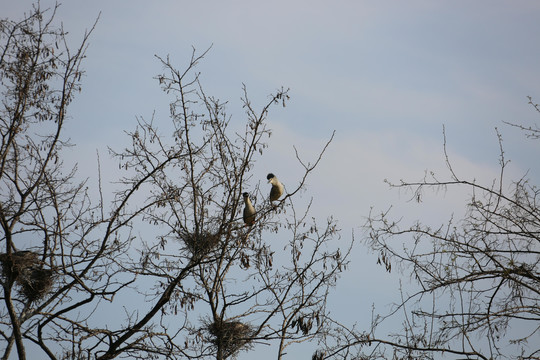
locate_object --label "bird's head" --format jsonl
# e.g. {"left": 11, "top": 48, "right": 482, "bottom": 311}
{"left": 242, "top": 192, "right": 249, "bottom": 198}
{"left": 267, "top": 173, "right": 275, "bottom": 183}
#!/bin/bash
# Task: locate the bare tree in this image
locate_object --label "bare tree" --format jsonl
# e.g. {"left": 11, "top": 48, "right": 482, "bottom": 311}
{"left": 318, "top": 104, "right": 540, "bottom": 359}
{"left": 0, "top": 4, "right": 350, "bottom": 360}
{"left": 0, "top": 4, "right": 97, "bottom": 359}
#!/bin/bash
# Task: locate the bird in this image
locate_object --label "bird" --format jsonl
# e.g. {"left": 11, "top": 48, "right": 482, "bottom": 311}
{"left": 242, "top": 192, "right": 256, "bottom": 226}
{"left": 267, "top": 173, "right": 284, "bottom": 202}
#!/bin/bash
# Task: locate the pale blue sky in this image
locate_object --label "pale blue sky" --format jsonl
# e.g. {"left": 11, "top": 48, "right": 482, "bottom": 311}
{"left": 3, "top": 1, "right": 540, "bottom": 358}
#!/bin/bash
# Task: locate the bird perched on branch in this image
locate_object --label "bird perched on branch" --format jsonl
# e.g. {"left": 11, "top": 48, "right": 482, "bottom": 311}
{"left": 242, "top": 192, "right": 256, "bottom": 226}
{"left": 267, "top": 173, "right": 284, "bottom": 203}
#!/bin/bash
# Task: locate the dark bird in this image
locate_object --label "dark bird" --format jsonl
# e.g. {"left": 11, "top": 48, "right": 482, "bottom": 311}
{"left": 267, "top": 173, "right": 284, "bottom": 202}
{"left": 242, "top": 192, "right": 256, "bottom": 226}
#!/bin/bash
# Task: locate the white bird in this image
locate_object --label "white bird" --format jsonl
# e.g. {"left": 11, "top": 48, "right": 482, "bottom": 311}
{"left": 242, "top": 192, "right": 256, "bottom": 226}
{"left": 267, "top": 173, "right": 284, "bottom": 202}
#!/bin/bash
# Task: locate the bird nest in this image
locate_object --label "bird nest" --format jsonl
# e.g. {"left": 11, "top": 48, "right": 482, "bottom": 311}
{"left": 206, "top": 319, "right": 254, "bottom": 358}
{"left": 0, "top": 251, "right": 54, "bottom": 302}
{"left": 181, "top": 230, "right": 220, "bottom": 258}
